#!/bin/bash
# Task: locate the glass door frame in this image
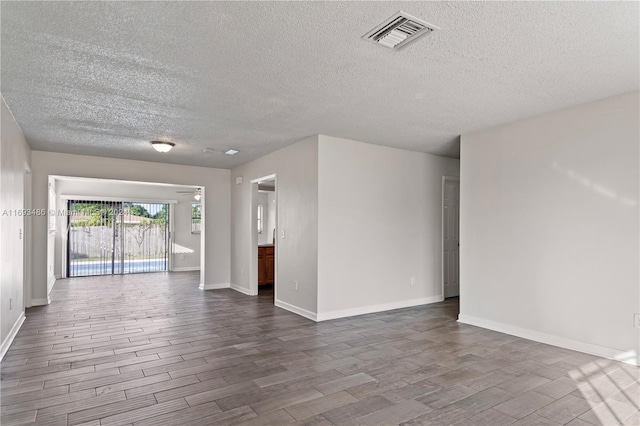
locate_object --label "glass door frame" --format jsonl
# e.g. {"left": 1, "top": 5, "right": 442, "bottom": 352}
{"left": 65, "top": 198, "right": 173, "bottom": 278}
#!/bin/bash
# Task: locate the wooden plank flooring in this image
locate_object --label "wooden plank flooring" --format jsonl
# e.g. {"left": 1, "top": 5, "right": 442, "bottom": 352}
{"left": 1, "top": 272, "right": 639, "bottom": 425}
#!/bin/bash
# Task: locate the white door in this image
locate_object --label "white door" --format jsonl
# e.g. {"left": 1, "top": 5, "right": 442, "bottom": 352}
{"left": 443, "top": 179, "right": 460, "bottom": 298}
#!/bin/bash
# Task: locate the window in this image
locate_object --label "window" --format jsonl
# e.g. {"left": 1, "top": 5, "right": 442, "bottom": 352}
{"left": 257, "top": 204, "right": 264, "bottom": 234}
{"left": 191, "top": 203, "right": 201, "bottom": 233}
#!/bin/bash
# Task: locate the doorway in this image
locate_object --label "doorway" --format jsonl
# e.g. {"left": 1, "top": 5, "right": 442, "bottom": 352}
{"left": 48, "top": 176, "right": 205, "bottom": 294}
{"left": 67, "top": 200, "right": 170, "bottom": 277}
{"left": 442, "top": 176, "right": 460, "bottom": 299}
{"left": 250, "top": 174, "right": 277, "bottom": 302}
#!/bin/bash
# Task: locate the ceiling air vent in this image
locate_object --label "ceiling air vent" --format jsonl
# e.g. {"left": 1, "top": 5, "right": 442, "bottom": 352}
{"left": 363, "top": 11, "right": 440, "bottom": 50}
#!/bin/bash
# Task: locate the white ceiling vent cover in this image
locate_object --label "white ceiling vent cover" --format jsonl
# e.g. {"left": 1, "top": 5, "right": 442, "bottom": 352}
{"left": 363, "top": 11, "right": 440, "bottom": 50}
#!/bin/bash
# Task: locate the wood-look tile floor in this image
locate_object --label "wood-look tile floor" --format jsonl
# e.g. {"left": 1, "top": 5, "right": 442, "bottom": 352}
{"left": 2, "top": 272, "right": 639, "bottom": 426}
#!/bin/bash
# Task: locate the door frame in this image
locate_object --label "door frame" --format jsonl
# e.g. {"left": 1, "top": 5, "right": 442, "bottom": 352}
{"left": 23, "top": 163, "right": 32, "bottom": 308}
{"left": 249, "top": 173, "right": 277, "bottom": 299}
{"left": 441, "top": 175, "right": 460, "bottom": 299}
{"left": 61, "top": 195, "right": 177, "bottom": 278}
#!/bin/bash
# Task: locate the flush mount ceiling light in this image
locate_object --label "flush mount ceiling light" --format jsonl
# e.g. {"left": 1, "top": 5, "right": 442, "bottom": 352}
{"left": 224, "top": 149, "right": 239, "bottom": 156}
{"left": 151, "top": 141, "right": 175, "bottom": 153}
{"left": 363, "top": 11, "right": 440, "bottom": 50}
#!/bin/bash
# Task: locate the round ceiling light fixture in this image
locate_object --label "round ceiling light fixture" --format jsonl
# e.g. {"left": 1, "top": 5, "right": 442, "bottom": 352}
{"left": 151, "top": 141, "right": 175, "bottom": 153}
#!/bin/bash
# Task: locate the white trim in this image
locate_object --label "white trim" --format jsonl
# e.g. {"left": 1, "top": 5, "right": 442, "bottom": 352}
{"left": 50, "top": 174, "right": 204, "bottom": 190}
{"left": 23, "top": 163, "right": 32, "bottom": 313}
{"left": 168, "top": 203, "right": 175, "bottom": 272}
{"left": 60, "top": 195, "right": 178, "bottom": 204}
{"left": 47, "top": 275, "right": 56, "bottom": 295}
{"left": 48, "top": 178, "right": 57, "bottom": 234}
{"left": 230, "top": 284, "right": 253, "bottom": 296}
{"left": 458, "top": 314, "right": 639, "bottom": 367}
{"left": 172, "top": 266, "right": 200, "bottom": 272}
{"left": 55, "top": 274, "right": 62, "bottom": 279}
{"left": 199, "top": 187, "right": 206, "bottom": 293}
{"left": 31, "top": 298, "right": 50, "bottom": 306}
{"left": 250, "top": 174, "right": 277, "bottom": 184}
{"left": 316, "top": 295, "right": 444, "bottom": 322}
{"left": 61, "top": 218, "right": 68, "bottom": 278}
{"left": 275, "top": 299, "right": 317, "bottom": 321}
{"left": 1, "top": 312, "right": 26, "bottom": 361}
{"left": 199, "top": 283, "right": 230, "bottom": 290}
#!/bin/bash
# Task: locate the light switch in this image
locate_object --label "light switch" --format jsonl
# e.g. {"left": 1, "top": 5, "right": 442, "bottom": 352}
{"left": 281, "top": 230, "right": 285, "bottom": 239}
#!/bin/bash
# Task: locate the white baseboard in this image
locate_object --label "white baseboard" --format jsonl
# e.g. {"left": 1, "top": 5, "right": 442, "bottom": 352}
{"left": 275, "top": 299, "right": 317, "bottom": 321}
{"left": 316, "top": 295, "right": 444, "bottom": 322}
{"left": 199, "top": 283, "right": 230, "bottom": 290}
{"left": 172, "top": 267, "right": 200, "bottom": 272}
{"left": 1, "top": 312, "right": 26, "bottom": 360}
{"left": 55, "top": 274, "right": 61, "bottom": 279}
{"left": 458, "top": 314, "right": 639, "bottom": 367}
{"left": 230, "top": 284, "right": 252, "bottom": 296}
{"left": 31, "top": 298, "right": 50, "bottom": 306}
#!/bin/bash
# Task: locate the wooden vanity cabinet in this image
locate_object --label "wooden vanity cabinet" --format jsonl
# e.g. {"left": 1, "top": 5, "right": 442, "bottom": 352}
{"left": 258, "top": 246, "right": 275, "bottom": 285}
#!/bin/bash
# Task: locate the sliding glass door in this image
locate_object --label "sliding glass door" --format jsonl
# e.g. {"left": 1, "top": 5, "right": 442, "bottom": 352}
{"left": 67, "top": 200, "right": 170, "bottom": 277}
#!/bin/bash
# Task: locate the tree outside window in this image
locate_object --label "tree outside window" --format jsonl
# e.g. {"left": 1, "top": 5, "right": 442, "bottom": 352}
{"left": 192, "top": 203, "right": 201, "bottom": 233}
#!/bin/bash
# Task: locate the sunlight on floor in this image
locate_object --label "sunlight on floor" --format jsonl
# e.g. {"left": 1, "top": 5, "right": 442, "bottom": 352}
{"left": 569, "top": 358, "right": 640, "bottom": 425}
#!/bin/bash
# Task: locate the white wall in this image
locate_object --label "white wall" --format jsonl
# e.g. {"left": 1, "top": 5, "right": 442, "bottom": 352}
{"left": 230, "top": 136, "right": 318, "bottom": 317}
{"left": 459, "top": 91, "right": 640, "bottom": 364}
{"left": 31, "top": 151, "right": 230, "bottom": 301}
{"left": 317, "top": 135, "right": 460, "bottom": 320}
{"left": 0, "top": 96, "right": 31, "bottom": 357}
{"left": 53, "top": 178, "right": 201, "bottom": 276}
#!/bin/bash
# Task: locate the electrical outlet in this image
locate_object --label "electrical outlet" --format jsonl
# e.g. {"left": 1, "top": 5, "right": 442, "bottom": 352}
{"left": 281, "top": 230, "right": 286, "bottom": 239}
{"left": 294, "top": 280, "right": 298, "bottom": 290}
{"left": 9, "top": 298, "right": 12, "bottom": 310}
{"left": 410, "top": 276, "right": 416, "bottom": 286}
{"left": 634, "top": 313, "right": 640, "bottom": 328}
{"left": 179, "top": 254, "right": 185, "bottom": 260}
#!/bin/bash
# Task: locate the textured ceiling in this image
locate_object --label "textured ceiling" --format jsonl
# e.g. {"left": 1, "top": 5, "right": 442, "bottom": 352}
{"left": 1, "top": 1, "right": 638, "bottom": 168}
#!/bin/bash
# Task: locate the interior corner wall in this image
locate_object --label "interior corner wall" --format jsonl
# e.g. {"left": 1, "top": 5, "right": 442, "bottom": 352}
{"left": 459, "top": 91, "right": 640, "bottom": 364}
{"left": 317, "top": 135, "right": 460, "bottom": 320}
{"left": 30, "top": 151, "right": 230, "bottom": 301}
{"left": 230, "top": 136, "right": 318, "bottom": 317}
{"left": 1, "top": 96, "right": 31, "bottom": 355}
